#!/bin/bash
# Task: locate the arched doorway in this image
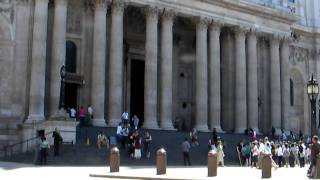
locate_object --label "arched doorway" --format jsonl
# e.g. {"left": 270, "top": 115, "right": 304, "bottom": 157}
{"left": 64, "top": 41, "right": 78, "bottom": 109}
{"left": 290, "top": 69, "right": 305, "bottom": 133}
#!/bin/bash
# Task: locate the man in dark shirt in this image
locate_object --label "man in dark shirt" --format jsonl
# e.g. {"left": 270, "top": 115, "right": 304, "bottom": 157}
{"left": 308, "top": 136, "right": 320, "bottom": 177}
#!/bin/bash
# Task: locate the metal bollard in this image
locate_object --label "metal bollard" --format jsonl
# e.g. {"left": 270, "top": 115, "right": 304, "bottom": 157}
{"left": 110, "top": 147, "right": 120, "bottom": 172}
{"left": 208, "top": 150, "right": 217, "bottom": 177}
{"left": 261, "top": 155, "right": 271, "bottom": 178}
{"left": 156, "top": 147, "right": 167, "bottom": 175}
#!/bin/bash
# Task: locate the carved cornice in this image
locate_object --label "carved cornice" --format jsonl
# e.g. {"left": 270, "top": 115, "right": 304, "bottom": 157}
{"left": 144, "top": 6, "right": 159, "bottom": 19}
{"left": 111, "top": 0, "right": 125, "bottom": 14}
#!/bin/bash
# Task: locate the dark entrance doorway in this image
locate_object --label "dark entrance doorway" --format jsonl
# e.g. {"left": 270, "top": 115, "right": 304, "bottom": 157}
{"left": 64, "top": 41, "right": 78, "bottom": 109}
{"left": 130, "top": 60, "right": 145, "bottom": 127}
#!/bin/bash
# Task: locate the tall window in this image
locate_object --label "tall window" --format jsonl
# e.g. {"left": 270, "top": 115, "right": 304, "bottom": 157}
{"left": 290, "top": 79, "right": 294, "bottom": 106}
{"left": 65, "top": 41, "right": 77, "bottom": 73}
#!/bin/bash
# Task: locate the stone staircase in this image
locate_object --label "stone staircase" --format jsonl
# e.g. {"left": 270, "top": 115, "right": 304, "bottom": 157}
{"left": 0, "top": 119, "right": 21, "bottom": 158}
{"left": 3, "top": 126, "right": 260, "bottom": 166}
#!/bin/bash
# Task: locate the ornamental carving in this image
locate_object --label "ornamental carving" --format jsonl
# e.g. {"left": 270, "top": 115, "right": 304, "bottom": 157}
{"left": 195, "top": 17, "right": 210, "bottom": 30}
{"left": 111, "top": 0, "right": 125, "bottom": 14}
{"left": 289, "top": 46, "right": 311, "bottom": 65}
{"left": 144, "top": 6, "right": 159, "bottom": 19}
{"left": 0, "top": 0, "right": 14, "bottom": 40}
{"left": 67, "top": 0, "right": 82, "bottom": 34}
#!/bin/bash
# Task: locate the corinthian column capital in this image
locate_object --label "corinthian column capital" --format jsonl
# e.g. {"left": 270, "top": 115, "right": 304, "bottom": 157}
{"left": 111, "top": 0, "right": 125, "bottom": 14}
{"left": 195, "top": 17, "right": 210, "bottom": 30}
{"left": 93, "top": 0, "right": 109, "bottom": 11}
{"left": 233, "top": 26, "right": 249, "bottom": 37}
{"left": 144, "top": 5, "right": 160, "bottom": 19}
{"left": 209, "top": 19, "right": 223, "bottom": 32}
{"left": 162, "top": 8, "right": 176, "bottom": 20}
{"left": 54, "top": 0, "right": 68, "bottom": 6}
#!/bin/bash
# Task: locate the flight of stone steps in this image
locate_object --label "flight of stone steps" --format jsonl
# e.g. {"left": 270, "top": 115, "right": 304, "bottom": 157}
{"left": 3, "top": 126, "right": 260, "bottom": 166}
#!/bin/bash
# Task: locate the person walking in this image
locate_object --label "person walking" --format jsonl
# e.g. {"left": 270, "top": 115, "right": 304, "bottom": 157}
{"left": 143, "top": 131, "right": 152, "bottom": 158}
{"left": 132, "top": 115, "right": 139, "bottom": 130}
{"left": 308, "top": 136, "right": 320, "bottom": 178}
{"left": 52, "top": 128, "right": 62, "bottom": 156}
{"left": 182, "top": 138, "right": 191, "bottom": 166}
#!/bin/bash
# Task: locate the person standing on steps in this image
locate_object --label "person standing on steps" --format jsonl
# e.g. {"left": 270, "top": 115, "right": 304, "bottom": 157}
{"left": 182, "top": 138, "right": 191, "bottom": 166}
{"left": 52, "top": 128, "right": 63, "bottom": 156}
{"left": 40, "top": 137, "right": 50, "bottom": 165}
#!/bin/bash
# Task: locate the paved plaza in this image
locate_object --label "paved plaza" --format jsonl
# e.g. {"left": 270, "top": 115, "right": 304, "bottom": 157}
{"left": 0, "top": 161, "right": 311, "bottom": 180}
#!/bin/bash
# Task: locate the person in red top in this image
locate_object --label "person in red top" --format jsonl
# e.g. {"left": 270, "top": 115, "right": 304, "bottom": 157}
{"left": 79, "top": 106, "right": 86, "bottom": 126}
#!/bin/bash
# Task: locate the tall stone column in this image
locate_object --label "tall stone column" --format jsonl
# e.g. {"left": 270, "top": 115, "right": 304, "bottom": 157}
{"left": 280, "top": 37, "right": 290, "bottom": 130}
{"left": 144, "top": 6, "right": 159, "bottom": 129}
{"left": 208, "top": 20, "right": 222, "bottom": 132}
{"left": 160, "top": 9, "right": 175, "bottom": 130}
{"left": 247, "top": 29, "right": 259, "bottom": 132}
{"left": 91, "top": 0, "right": 108, "bottom": 126}
{"left": 27, "top": 0, "right": 49, "bottom": 122}
{"left": 270, "top": 34, "right": 282, "bottom": 129}
{"left": 195, "top": 17, "right": 209, "bottom": 131}
{"left": 49, "top": 0, "right": 68, "bottom": 117}
{"left": 108, "top": 0, "right": 125, "bottom": 126}
{"left": 234, "top": 27, "right": 247, "bottom": 133}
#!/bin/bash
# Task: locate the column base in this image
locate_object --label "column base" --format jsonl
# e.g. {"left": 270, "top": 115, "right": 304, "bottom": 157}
{"left": 211, "top": 126, "right": 224, "bottom": 133}
{"left": 143, "top": 121, "right": 160, "bottom": 130}
{"left": 160, "top": 122, "right": 175, "bottom": 130}
{"left": 234, "top": 128, "right": 247, "bottom": 134}
{"left": 50, "top": 109, "right": 69, "bottom": 120}
{"left": 195, "top": 125, "right": 209, "bottom": 132}
{"left": 92, "top": 118, "right": 107, "bottom": 127}
{"left": 25, "top": 114, "right": 45, "bottom": 124}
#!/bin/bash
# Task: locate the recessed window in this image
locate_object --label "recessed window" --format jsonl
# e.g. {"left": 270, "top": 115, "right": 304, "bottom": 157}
{"left": 290, "top": 79, "right": 294, "bottom": 106}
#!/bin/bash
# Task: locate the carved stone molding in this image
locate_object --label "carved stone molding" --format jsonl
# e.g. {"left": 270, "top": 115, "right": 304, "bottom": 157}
{"left": 67, "top": 0, "right": 83, "bottom": 34}
{"left": 289, "top": 46, "right": 311, "bottom": 65}
{"left": 0, "top": 0, "right": 14, "bottom": 40}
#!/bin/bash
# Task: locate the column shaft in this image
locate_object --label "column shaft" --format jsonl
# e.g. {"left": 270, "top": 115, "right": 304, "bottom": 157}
{"left": 108, "top": 1, "right": 124, "bottom": 126}
{"left": 160, "top": 10, "right": 174, "bottom": 130}
{"left": 270, "top": 35, "right": 282, "bottom": 129}
{"left": 247, "top": 31, "right": 259, "bottom": 132}
{"left": 91, "top": 1, "right": 107, "bottom": 126}
{"left": 144, "top": 7, "right": 159, "bottom": 129}
{"left": 50, "top": 0, "right": 68, "bottom": 116}
{"left": 280, "top": 38, "right": 290, "bottom": 130}
{"left": 27, "top": 0, "right": 49, "bottom": 122}
{"left": 208, "top": 22, "right": 222, "bottom": 132}
{"left": 195, "top": 18, "right": 209, "bottom": 131}
{"left": 234, "top": 28, "right": 247, "bottom": 133}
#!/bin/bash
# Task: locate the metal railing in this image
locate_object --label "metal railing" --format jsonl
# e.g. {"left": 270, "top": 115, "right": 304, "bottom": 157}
{"left": 1, "top": 130, "right": 76, "bottom": 160}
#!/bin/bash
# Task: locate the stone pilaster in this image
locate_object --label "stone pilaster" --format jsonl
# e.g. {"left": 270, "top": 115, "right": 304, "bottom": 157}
{"left": 27, "top": 0, "right": 49, "bottom": 122}
{"left": 270, "top": 34, "right": 282, "bottom": 129}
{"left": 144, "top": 6, "right": 159, "bottom": 129}
{"left": 160, "top": 9, "right": 175, "bottom": 130}
{"left": 91, "top": 0, "right": 108, "bottom": 126}
{"left": 247, "top": 29, "right": 259, "bottom": 133}
{"left": 49, "top": 0, "right": 68, "bottom": 117}
{"left": 208, "top": 20, "right": 222, "bottom": 132}
{"left": 108, "top": 0, "right": 125, "bottom": 126}
{"left": 195, "top": 17, "right": 209, "bottom": 131}
{"left": 234, "top": 26, "right": 248, "bottom": 133}
{"left": 280, "top": 36, "right": 291, "bottom": 130}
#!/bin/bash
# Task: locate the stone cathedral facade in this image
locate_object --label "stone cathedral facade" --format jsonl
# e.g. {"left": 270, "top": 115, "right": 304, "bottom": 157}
{"left": 0, "top": 0, "right": 320, "bottom": 147}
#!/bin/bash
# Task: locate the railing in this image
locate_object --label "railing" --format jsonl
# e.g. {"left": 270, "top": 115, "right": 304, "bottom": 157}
{"left": 1, "top": 130, "right": 76, "bottom": 160}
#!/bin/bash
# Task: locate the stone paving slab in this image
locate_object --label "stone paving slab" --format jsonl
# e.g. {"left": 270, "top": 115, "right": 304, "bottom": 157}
{"left": 0, "top": 161, "right": 311, "bottom": 180}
